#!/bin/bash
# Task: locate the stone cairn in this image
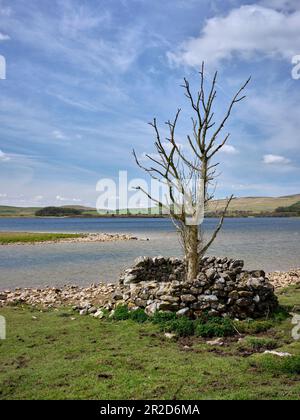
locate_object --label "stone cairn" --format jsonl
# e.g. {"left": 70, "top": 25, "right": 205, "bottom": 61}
{"left": 111, "top": 256, "right": 278, "bottom": 319}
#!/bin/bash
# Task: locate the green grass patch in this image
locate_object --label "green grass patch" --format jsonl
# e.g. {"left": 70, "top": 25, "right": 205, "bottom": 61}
{"left": 164, "top": 317, "right": 195, "bottom": 337}
{"left": 0, "top": 232, "right": 86, "bottom": 244}
{"left": 153, "top": 313, "right": 275, "bottom": 338}
{"left": 113, "top": 306, "right": 284, "bottom": 339}
{"left": 113, "top": 305, "right": 148, "bottom": 323}
{"left": 0, "top": 306, "right": 300, "bottom": 399}
{"left": 195, "top": 317, "right": 235, "bottom": 338}
{"left": 237, "top": 337, "right": 278, "bottom": 352}
{"left": 276, "top": 285, "right": 300, "bottom": 310}
{"left": 0, "top": 285, "right": 299, "bottom": 399}
{"left": 233, "top": 319, "right": 275, "bottom": 335}
{"left": 152, "top": 311, "right": 177, "bottom": 324}
{"left": 252, "top": 355, "right": 300, "bottom": 375}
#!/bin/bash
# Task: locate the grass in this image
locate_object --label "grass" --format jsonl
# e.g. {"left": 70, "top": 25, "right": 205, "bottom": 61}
{"left": 0, "top": 286, "right": 299, "bottom": 400}
{"left": 276, "top": 285, "right": 300, "bottom": 310}
{"left": 0, "top": 232, "right": 85, "bottom": 244}
{"left": 237, "top": 337, "right": 278, "bottom": 352}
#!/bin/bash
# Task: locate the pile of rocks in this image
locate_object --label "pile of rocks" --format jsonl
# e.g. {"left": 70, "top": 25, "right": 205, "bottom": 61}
{"left": 67, "top": 233, "right": 139, "bottom": 243}
{"left": 0, "top": 283, "right": 116, "bottom": 308}
{"left": 268, "top": 269, "right": 300, "bottom": 289}
{"left": 112, "top": 256, "right": 278, "bottom": 319}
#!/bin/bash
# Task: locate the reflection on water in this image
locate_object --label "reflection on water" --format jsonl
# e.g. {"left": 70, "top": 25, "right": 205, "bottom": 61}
{"left": 0, "top": 217, "right": 299, "bottom": 289}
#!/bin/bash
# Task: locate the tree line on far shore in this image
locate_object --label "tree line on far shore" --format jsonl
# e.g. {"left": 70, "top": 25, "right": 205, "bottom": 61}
{"left": 35, "top": 207, "right": 83, "bottom": 217}
{"left": 34, "top": 202, "right": 300, "bottom": 218}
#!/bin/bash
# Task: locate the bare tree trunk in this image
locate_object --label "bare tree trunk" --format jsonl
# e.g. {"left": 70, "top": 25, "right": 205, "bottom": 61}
{"left": 185, "top": 225, "right": 199, "bottom": 282}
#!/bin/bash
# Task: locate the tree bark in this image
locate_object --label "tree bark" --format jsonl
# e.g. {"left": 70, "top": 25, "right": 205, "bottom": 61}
{"left": 185, "top": 225, "right": 199, "bottom": 282}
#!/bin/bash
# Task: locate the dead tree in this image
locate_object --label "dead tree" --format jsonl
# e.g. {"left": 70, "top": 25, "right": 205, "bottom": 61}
{"left": 133, "top": 63, "right": 250, "bottom": 282}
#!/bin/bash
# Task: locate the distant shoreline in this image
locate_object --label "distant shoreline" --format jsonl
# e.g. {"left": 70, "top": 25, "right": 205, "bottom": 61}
{"left": 0, "top": 193, "right": 299, "bottom": 217}
{"left": 0, "top": 213, "right": 299, "bottom": 219}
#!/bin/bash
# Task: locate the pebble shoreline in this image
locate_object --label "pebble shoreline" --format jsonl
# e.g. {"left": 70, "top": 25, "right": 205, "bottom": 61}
{"left": 0, "top": 268, "right": 299, "bottom": 309}
{"left": 267, "top": 269, "right": 300, "bottom": 289}
{"left": 0, "top": 232, "right": 139, "bottom": 246}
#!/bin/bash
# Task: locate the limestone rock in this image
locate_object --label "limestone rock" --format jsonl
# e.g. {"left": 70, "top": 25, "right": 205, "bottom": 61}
{"left": 94, "top": 309, "right": 104, "bottom": 319}
{"left": 176, "top": 307, "right": 190, "bottom": 317}
{"left": 181, "top": 294, "right": 197, "bottom": 303}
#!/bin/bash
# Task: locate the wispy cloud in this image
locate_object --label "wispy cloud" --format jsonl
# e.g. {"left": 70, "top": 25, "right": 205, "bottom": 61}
{"left": 263, "top": 154, "right": 291, "bottom": 164}
{"left": 0, "top": 31, "right": 9, "bottom": 40}
{"left": 220, "top": 144, "right": 239, "bottom": 155}
{"left": 168, "top": 4, "right": 300, "bottom": 68}
{"left": 0, "top": 1, "right": 145, "bottom": 75}
{"left": 0, "top": 149, "right": 10, "bottom": 162}
{"left": 52, "top": 130, "right": 67, "bottom": 140}
{"left": 56, "top": 194, "right": 81, "bottom": 202}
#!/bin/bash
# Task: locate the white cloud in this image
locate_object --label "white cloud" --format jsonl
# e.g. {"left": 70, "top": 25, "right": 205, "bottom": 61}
{"left": 220, "top": 144, "right": 238, "bottom": 154}
{"left": 34, "top": 195, "right": 43, "bottom": 201}
{"left": 168, "top": 5, "right": 300, "bottom": 68}
{"left": 0, "top": 193, "right": 7, "bottom": 198}
{"left": 56, "top": 195, "right": 81, "bottom": 202}
{"left": 56, "top": 195, "right": 66, "bottom": 201}
{"left": 52, "top": 130, "right": 67, "bottom": 140}
{"left": 263, "top": 154, "right": 291, "bottom": 164}
{"left": 0, "top": 149, "right": 10, "bottom": 162}
{"left": 0, "top": 31, "right": 9, "bottom": 41}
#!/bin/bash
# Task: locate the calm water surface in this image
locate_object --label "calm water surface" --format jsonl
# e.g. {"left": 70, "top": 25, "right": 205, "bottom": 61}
{"left": 0, "top": 217, "right": 299, "bottom": 289}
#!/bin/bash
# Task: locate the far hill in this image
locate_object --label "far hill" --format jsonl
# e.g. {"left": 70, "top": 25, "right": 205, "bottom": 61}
{"left": 207, "top": 194, "right": 300, "bottom": 213}
{"left": 0, "top": 206, "right": 41, "bottom": 217}
{"left": 0, "top": 194, "right": 300, "bottom": 217}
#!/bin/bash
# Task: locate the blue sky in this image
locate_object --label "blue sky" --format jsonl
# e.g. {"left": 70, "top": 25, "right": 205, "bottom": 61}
{"left": 0, "top": 0, "right": 299, "bottom": 207}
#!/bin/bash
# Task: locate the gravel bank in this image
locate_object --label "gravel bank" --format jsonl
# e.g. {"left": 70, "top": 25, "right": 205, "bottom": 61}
{"left": 0, "top": 232, "right": 139, "bottom": 246}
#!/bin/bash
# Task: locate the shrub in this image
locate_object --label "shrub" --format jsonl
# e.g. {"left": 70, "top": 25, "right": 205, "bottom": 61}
{"left": 164, "top": 317, "right": 195, "bottom": 337}
{"left": 152, "top": 311, "right": 177, "bottom": 324}
{"left": 130, "top": 308, "right": 148, "bottom": 323}
{"left": 113, "top": 305, "right": 130, "bottom": 320}
{"left": 271, "top": 307, "right": 290, "bottom": 322}
{"left": 195, "top": 317, "right": 235, "bottom": 338}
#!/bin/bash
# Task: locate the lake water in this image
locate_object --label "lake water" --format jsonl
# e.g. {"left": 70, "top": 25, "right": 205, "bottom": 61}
{"left": 0, "top": 217, "right": 299, "bottom": 289}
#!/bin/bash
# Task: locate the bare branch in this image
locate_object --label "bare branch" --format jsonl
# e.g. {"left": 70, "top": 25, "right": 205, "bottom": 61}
{"left": 201, "top": 195, "right": 233, "bottom": 255}
{"left": 206, "top": 77, "right": 251, "bottom": 153}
